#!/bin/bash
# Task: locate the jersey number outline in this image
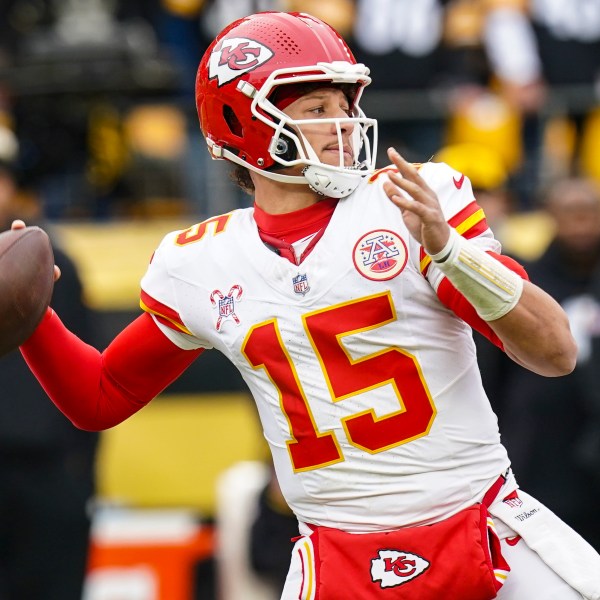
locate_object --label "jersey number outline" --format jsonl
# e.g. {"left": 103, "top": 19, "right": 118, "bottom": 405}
{"left": 242, "top": 292, "right": 437, "bottom": 472}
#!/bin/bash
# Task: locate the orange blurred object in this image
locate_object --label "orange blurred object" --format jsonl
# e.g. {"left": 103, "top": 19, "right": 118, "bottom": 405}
{"left": 85, "top": 508, "right": 215, "bottom": 600}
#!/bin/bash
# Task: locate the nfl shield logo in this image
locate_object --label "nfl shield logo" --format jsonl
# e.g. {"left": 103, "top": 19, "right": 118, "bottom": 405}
{"left": 210, "top": 285, "right": 243, "bottom": 331}
{"left": 218, "top": 296, "right": 234, "bottom": 317}
{"left": 293, "top": 273, "right": 310, "bottom": 296}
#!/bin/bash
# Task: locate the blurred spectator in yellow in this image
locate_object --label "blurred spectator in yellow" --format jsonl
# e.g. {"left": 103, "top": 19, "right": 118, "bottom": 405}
{"left": 287, "top": 0, "right": 355, "bottom": 36}
{"left": 499, "top": 176, "right": 600, "bottom": 552}
{"left": 0, "top": 124, "right": 98, "bottom": 599}
{"left": 483, "top": 0, "right": 600, "bottom": 114}
{"left": 481, "top": 0, "right": 600, "bottom": 191}
{"left": 350, "top": 0, "right": 483, "bottom": 163}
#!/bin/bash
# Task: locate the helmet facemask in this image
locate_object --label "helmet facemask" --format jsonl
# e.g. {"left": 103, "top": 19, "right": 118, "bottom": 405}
{"left": 239, "top": 61, "right": 378, "bottom": 198}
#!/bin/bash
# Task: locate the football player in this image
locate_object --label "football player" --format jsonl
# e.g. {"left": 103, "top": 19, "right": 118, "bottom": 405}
{"left": 16, "top": 11, "right": 600, "bottom": 600}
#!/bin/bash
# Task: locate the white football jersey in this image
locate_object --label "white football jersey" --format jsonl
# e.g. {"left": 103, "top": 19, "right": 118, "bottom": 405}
{"left": 140, "top": 162, "right": 510, "bottom": 532}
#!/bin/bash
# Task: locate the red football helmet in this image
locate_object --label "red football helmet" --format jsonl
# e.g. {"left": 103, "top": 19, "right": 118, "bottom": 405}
{"left": 195, "top": 12, "right": 378, "bottom": 198}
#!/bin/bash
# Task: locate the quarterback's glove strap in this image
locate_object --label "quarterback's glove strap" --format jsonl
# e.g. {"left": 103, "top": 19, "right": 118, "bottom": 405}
{"left": 429, "top": 228, "right": 524, "bottom": 322}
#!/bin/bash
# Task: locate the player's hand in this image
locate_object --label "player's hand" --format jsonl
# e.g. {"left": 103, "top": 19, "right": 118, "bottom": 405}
{"left": 11, "top": 219, "right": 61, "bottom": 282}
{"left": 383, "top": 148, "right": 450, "bottom": 256}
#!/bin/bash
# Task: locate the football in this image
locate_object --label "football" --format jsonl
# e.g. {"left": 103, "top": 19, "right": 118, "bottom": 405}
{"left": 0, "top": 226, "right": 55, "bottom": 357}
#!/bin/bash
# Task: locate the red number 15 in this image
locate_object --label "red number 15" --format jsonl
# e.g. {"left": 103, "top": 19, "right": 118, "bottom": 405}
{"left": 242, "top": 292, "right": 437, "bottom": 472}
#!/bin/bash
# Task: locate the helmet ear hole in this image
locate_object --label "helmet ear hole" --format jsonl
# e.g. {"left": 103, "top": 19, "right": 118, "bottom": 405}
{"left": 270, "top": 127, "right": 297, "bottom": 164}
{"left": 223, "top": 105, "right": 243, "bottom": 137}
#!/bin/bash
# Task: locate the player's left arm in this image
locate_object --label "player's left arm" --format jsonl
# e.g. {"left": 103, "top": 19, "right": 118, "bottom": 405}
{"left": 383, "top": 148, "right": 577, "bottom": 377}
{"left": 435, "top": 252, "right": 529, "bottom": 350}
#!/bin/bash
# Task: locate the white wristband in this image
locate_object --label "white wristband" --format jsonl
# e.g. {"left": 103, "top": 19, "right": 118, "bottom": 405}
{"left": 429, "top": 228, "right": 524, "bottom": 321}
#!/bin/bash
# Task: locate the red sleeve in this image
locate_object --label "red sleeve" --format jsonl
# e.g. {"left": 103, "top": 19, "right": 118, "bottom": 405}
{"left": 20, "top": 309, "right": 203, "bottom": 431}
{"left": 436, "top": 252, "right": 529, "bottom": 349}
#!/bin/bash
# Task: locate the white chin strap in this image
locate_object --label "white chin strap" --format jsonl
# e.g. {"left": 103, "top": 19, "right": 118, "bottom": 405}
{"left": 213, "top": 144, "right": 364, "bottom": 199}
{"left": 302, "top": 164, "right": 363, "bottom": 198}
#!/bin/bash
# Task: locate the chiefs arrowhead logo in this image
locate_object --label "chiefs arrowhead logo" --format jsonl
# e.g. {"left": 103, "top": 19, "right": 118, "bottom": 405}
{"left": 208, "top": 37, "right": 274, "bottom": 86}
{"left": 371, "top": 550, "right": 430, "bottom": 588}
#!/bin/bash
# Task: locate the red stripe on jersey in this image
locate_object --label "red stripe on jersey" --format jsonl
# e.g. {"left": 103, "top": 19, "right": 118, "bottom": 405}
{"left": 140, "top": 290, "right": 192, "bottom": 335}
{"left": 420, "top": 202, "right": 488, "bottom": 275}
{"left": 420, "top": 246, "right": 430, "bottom": 276}
{"left": 448, "top": 200, "right": 479, "bottom": 226}
{"left": 461, "top": 217, "right": 489, "bottom": 240}
{"left": 448, "top": 201, "right": 488, "bottom": 239}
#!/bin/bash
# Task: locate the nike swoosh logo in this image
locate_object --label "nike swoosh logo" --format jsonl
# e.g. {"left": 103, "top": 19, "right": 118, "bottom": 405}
{"left": 505, "top": 536, "right": 522, "bottom": 546}
{"left": 453, "top": 174, "right": 465, "bottom": 189}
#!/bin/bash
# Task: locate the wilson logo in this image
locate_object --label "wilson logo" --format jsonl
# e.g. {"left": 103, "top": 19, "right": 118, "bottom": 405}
{"left": 371, "top": 550, "right": 430, "bottom": 588}
{"left": 208, "top": 38, "right": 273, "bottom": 86}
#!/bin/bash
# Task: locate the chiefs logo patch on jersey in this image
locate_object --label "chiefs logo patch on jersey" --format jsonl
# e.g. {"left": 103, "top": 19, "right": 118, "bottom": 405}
{"left": 371, "top": 549, "right": 430, "bottom": 588}
{"left": 208, "top": 37, "right": 274, "bottom": 86}
{"left": 353, "top": 230, "right": 408, "bottom": 281}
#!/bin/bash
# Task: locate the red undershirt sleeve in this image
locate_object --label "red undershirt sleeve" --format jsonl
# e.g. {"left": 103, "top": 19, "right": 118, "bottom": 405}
{"left": 435, "top": 252, "right": 529, "bottom": 350}
{"left": 20, "top": 309, "right": 203, "bottom": 430}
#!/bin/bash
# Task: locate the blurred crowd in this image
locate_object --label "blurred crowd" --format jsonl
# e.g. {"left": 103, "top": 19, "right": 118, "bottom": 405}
{"left": 0, "top": 0, "right": 598, "bottom": 220}
{"left": 0, "top": 0, "right": 600, "bottom": 598}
